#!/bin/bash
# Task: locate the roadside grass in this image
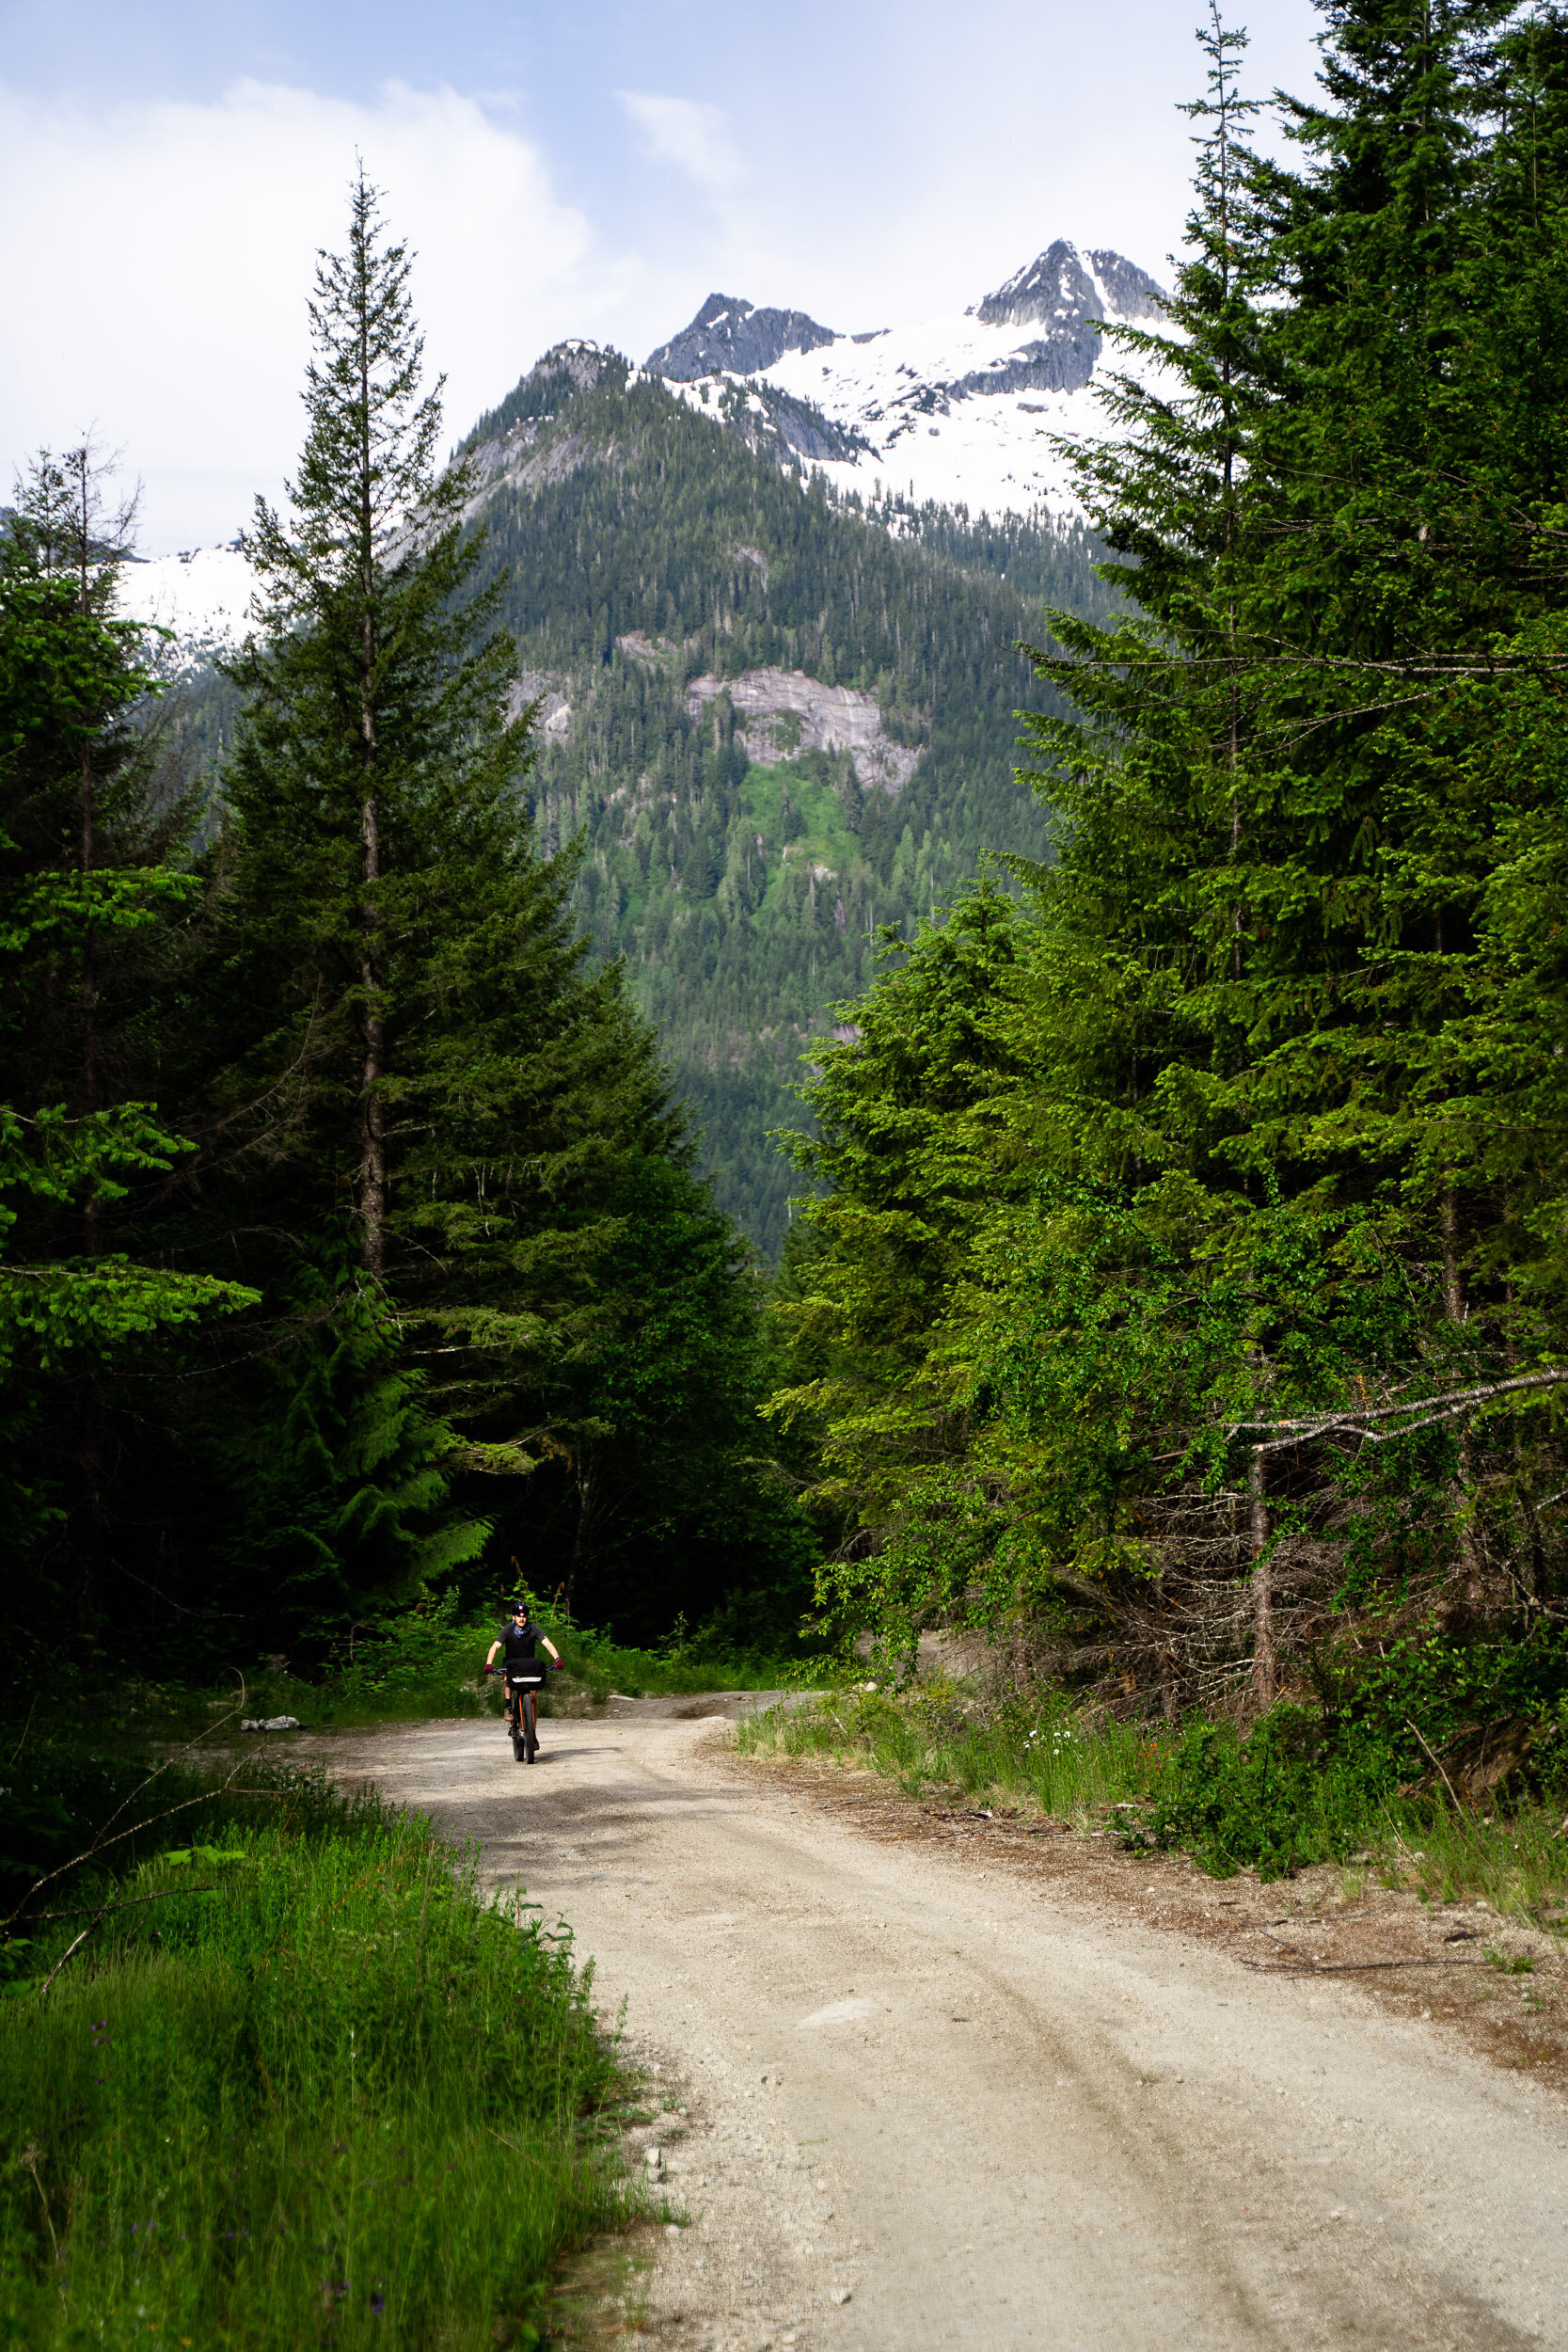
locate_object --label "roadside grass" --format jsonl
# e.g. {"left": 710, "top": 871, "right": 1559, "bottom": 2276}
{"left": 1382, "top": 1795, "right": 1568, "bottom": 1928}
{"left": 736, "top": 1683, "right": 1164, "bottom": 1820}
{"left": 0, "top": 1756, "right": 635, "bottom": 2349}
{"left": 737, "top": 1683, "right": 1568, "bottom": 1923}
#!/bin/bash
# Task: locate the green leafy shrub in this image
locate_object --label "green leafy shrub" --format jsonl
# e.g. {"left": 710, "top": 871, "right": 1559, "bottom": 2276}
{"left": 1148, "top": 1708, "right": 1387, "bottom": 1880}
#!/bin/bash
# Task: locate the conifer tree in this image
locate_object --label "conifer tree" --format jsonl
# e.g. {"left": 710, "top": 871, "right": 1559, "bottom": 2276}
{"left": 780, "top": 3, "right": 1568, "bottom": 1703}
{"left": 197, "top": 174, "right": 787, "bottom": 1631}
{"left": 0, "top": 463, "right": 252, "bottom": 1625}
{"left": 223, "top": 171, "right": 528, "bottom": 1279}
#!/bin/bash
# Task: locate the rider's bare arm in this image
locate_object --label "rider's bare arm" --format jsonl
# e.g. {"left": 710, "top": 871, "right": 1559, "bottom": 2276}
{"left": 485, "top": 1641, "right": 501, "bottom": 1667}
{"left": 542, "top": 1637, "right": 562, "bottom": 1663}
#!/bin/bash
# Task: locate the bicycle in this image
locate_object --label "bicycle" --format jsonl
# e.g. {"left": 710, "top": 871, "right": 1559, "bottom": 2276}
{"left": 491, "top": 1660, "right": 546, "bottom": 1762}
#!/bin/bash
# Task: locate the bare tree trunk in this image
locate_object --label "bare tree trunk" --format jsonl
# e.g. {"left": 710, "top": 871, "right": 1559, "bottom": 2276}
{"left": 76, "top": 469, "right": 103, "bottom": 1620}
{"left": 358, "top": 788, "right": 386, "bottom": 1278}
{"left": 1440, "top": 1182, "right": 1465, "bottom": 1326}
{"left": 565, "top": 1453, "right": 595, "bottom": 1618}
{"left": 1439, "top": 1178, "right": 1483, "bottom": 1613}
{"left": 76, "top": 449, "right": 101, "bottom": 1222}
{"left": 80, "top": 739, "right": 102, "bottom": 1261}
{"left": 1249, "top": 1446, "right": 1275, "bottom": 1710}
{"left": 356, "top": 437, "right": 386, "bottom": 1273}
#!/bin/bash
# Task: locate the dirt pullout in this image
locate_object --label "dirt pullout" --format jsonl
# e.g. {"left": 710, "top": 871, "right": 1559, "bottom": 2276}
{"left": 305, "top": 1705, "right": 1568, "bottom": 2352}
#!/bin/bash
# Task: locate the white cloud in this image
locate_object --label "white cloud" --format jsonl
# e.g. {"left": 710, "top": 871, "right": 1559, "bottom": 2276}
{"left": 618, "top": 91, "right": 741, "bottom": 195}
{"left": 0, "top": 79, "right": 594, "bottom": 551}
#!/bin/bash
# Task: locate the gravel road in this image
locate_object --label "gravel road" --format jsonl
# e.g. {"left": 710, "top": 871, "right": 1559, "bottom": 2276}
{"left": 311, "top": 1701, "right": 1568, "bottom": 2352}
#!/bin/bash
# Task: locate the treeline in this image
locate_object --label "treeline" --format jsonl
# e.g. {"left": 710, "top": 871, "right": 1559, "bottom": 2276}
{"left": 0, "top": 180, "right": 815, "bottom": 1683}
{"left": 454, "top": 355, "right": 1106, "bottom": 1248}
{"left": 772, "top": 1, "right": 1568, "bottom": 1767}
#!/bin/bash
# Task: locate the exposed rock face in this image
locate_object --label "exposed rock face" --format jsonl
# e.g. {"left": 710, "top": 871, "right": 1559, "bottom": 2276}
{"left": 528, "top": 338, "right": 616, "bottom": 395}
{"left": 464, "top": 427, "right": 591, "bottom": 518}
{"left": 685, "top": 667, "right": 919, "bottom": 795}
{"left": 648, "top": 294, "right": 838, "bottom": 381}
{"left": 946, "top": 333, "right": 1102, "bottom": 399}
{"left": 953, "top": 239, "right": 1170, "bottom": 399}
{"left": 719, "top": 380, "right": 871, "bottom": 465}
{"left": 975, "top": 239, "right": 1105, "bottom": 330}
{"left": 1086, "top": 248, "right": 1168, "bottom": 323}
{"left": 512, "top": 672, "right": 573, "bottom": 739}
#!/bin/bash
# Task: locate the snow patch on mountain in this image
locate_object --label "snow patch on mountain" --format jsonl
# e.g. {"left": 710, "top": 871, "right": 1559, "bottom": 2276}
{"left": 647, "top": 238, "right": 1169, "bottom": 518}
{"left": 116, "top": 545, "right": 255, "bottom": 675}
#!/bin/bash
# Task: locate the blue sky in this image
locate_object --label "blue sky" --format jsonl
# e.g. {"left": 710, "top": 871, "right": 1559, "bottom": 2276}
{"left": 1, "top": 0, "right": 1323, "bottom": 549}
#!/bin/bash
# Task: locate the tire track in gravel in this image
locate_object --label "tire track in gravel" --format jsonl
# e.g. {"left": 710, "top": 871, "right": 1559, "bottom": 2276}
{"left": 305, "top": 1702, "right": 1568, "bottom": 2352}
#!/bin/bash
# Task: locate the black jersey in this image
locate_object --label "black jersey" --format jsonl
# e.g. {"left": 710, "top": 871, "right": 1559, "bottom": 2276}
{"left": 500, "top": 1617, "right": 540, "bottom": 1663}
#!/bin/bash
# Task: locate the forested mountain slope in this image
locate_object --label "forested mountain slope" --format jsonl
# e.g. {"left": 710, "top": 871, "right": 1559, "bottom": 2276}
{"left": 455, "top": 343, "right": 1114, "bottom": 1248}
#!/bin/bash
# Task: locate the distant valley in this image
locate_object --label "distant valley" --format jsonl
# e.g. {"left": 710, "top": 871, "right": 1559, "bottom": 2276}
{"left": 120, "top": 240, "right": 1159, "bottom": 1250}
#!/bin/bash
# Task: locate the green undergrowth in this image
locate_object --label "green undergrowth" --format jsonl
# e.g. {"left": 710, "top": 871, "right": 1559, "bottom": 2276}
{"left": 738, "top": 1682, "right": 1568, "bottom": 1920}
{"left": 72, "top": 1591, "right": 820, "bottom": 1743}
{"left": 546, "top": 1614, "right": 823, "bottom": 1704}
{"left": 0, "top": 1757, "right": 634, "bottom": 2347}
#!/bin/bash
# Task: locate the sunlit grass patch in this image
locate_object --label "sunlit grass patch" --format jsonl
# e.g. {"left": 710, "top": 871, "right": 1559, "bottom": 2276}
{"left": 736, "top": 1684, "right": 1165, "bottom": 1819}
{"left": 0, "top": 1771, "right": 634, "bottom": 2348}
{"left": 1379, "top": 1793, "right": 1568, "bottom": 1929}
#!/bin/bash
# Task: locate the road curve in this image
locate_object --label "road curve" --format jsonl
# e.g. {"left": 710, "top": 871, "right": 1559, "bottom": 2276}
{"left": 310, "top": 1704, "right": 1568, "bottom": 2352}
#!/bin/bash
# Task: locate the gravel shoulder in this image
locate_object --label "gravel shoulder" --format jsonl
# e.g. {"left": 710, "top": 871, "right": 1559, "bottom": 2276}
{"left": 301, "top": 1701, "right": 1568, "bottom": 2352}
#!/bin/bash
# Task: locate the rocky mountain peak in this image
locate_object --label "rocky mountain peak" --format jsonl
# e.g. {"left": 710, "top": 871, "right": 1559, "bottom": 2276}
{"left": 646, "top": 295, "right": 839, "bottom": 382}
{"left": 974, "top": 239, "right": 1102, "bottom": 329}
{"left": 974, "top": 240, "right": 1166, "bottom": 330}
{"left": 1085, "top": 249, "right": 1168, "bottom": 323}
{"left": 525, "top": 339, "right": 617, "bottom": 395}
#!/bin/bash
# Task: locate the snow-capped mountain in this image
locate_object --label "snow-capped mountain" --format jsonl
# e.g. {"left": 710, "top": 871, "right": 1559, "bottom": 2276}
{"left": 647, "top": 238, "right": 1167, "bottom": 516}
{"left": 113, "top": 238, "right": 1165, "bottom": 660}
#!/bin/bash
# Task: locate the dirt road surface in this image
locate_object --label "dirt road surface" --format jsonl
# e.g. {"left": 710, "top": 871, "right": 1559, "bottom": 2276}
{"left": 312, "top": 1703, "right": 1568, "bottom": 2352}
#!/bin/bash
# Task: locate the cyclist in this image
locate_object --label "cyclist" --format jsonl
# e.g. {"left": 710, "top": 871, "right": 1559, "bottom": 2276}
{"left": 485, "top": 1600, "right": 561, "bottom": 1749}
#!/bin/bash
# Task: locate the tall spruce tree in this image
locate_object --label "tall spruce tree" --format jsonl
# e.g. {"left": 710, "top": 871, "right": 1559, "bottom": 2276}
{"left": 776, "top": 3, "right": 1568, "bottom": 1708}
{"left": 221, "top": 172, "right": 532, "bottom": 1280}
{"left": 0, "top": 458, "right": 252, "bottom": 1636}
{"left": 178, "top": 174, "right": 810, "bottom": 1645}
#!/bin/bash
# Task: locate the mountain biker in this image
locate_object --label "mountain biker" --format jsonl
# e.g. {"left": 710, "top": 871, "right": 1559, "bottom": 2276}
{"left": 485, "top": 1601, "right": 562, "bottom": 1746}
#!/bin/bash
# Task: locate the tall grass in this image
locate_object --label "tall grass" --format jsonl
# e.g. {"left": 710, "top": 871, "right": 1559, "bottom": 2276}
{"left": 1381, "top": 1792, "right": 1568, "bottom": 1923}
{"left": 739, "top": 1684, "right": 1568, "bottom": 1917}
{"left": 736, "top": 1685, "right": 1164, "bottom": 1817}
{"left": 0, "top": 1767, "right": 632, "bottom": 2347}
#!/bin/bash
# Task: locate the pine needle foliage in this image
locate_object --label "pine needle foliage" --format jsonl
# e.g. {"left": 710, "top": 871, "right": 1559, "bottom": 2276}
{"left": 0, "top": 176, "right": 821, "bottom": 1674}
{"left": 772, "top": 4, "right": 1568, "bottom": 1728}
{"left": 0, "top": 465, "right": 254, "bottom": 1627}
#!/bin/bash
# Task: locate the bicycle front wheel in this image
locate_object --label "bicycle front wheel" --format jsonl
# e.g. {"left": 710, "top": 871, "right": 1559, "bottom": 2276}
{"left": 524, "top": 1692, "right": 538, "bottom": 1763}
